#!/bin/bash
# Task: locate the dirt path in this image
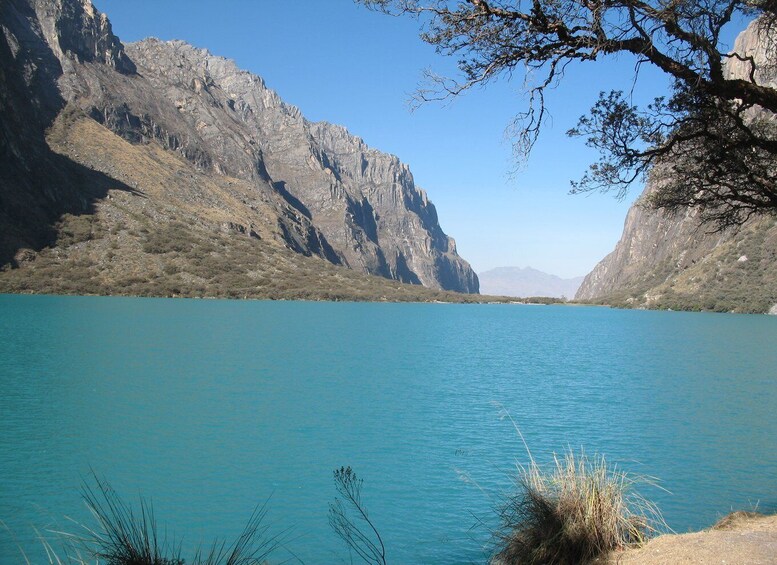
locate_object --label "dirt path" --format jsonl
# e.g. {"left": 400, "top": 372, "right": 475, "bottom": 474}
{"left": 602, "top": 512, "right": 777, "bottom": 564}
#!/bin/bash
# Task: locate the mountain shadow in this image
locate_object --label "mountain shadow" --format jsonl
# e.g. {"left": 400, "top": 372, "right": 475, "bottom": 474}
{"left": 0, "top": 1, "right": 139, "bottom": 266}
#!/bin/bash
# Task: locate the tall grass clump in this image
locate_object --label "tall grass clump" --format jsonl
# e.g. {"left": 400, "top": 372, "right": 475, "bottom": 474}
{"left": 46, "top": 475, "right": 278, "bottom": 565}
{"left": 492, "top": 449, "right": 665, "bottom": 565}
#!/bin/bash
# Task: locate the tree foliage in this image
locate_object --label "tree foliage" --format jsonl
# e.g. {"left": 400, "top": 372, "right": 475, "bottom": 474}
{"left": 361, "top": 0, "right": 777, "bottom": 228}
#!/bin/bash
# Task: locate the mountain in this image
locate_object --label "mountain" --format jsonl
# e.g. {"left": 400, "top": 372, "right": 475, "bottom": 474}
{"left": 0, "top": 0, "right": 479, "bottom": 299}
{"left": 576, "top": 19, "right": 777, "bottom": 314}
{"left": 478, "top": 267, "right": 584, "bottom": 299}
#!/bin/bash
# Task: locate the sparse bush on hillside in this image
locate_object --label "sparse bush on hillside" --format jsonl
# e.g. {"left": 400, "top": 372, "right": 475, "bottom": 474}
{"left": 57, "top": 214, "right": 104, "bottom": 247}
{"left": 142, "top": 226, "right": 193, "bottom": 254}
{"left": 0, "top": 211, "right": 521, "bottom": 303}
{"left": 579, "top": 220, "right": 777, "bottom": 314}
{"left": 520, "top": 297, "right": 566, "bottom": 305}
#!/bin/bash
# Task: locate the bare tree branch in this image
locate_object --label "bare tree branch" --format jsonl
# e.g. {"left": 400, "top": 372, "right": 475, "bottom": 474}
{"left": 360, "top": 0, "right": 777, "bottom": 228}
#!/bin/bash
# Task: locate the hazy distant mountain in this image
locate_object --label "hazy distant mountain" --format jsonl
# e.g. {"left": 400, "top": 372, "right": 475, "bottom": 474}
{"left": 478, "top": 267, "right": 584, "bottom": 298}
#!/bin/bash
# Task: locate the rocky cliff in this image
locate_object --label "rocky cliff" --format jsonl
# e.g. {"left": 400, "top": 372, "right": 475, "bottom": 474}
{"left": 0, "top": 0, "right": 478, "bottom": 295}
{"left": 576, "top": 19, "right": 777, "bottom": 313}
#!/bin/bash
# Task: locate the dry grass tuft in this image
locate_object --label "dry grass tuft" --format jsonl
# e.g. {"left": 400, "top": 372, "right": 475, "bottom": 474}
{"left": 492, "top": 449, "right": 666, "bottom": 565}
{"left": 712, "top": 510, "right": 765, "bottom": 531}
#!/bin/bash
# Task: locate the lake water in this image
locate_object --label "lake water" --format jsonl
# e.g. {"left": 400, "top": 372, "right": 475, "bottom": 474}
{"left": 1, "top": 295, "right": 776, "bottom": 564}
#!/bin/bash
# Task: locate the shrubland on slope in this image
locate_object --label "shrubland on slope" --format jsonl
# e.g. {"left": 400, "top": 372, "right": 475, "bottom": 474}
{"left": 0, "top": 0, "right": 479, "bottom": 299}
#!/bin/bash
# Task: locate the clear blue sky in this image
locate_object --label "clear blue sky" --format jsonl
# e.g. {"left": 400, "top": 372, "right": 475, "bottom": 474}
{"left": 94, "top": 1, "right": 750, "bottom": 278}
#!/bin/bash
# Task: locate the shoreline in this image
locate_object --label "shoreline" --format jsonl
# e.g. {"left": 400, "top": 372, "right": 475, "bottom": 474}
{"left": 597, "top": 512, "right": 777, "bottom": 564}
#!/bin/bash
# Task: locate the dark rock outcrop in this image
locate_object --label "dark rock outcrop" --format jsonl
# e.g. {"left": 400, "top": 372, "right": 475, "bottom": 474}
{"left": 0, "top": 0, "right": 136, "bottom": 265}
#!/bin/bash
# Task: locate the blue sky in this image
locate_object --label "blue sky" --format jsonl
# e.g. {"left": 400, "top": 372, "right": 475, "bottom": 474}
{"left": 94, "top": 1, "right": 750, "bottom": 278}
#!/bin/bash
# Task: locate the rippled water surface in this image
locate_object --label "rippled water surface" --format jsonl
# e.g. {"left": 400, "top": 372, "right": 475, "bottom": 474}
{"left": 1, "top": 295, "right": 776, "bottom": 563}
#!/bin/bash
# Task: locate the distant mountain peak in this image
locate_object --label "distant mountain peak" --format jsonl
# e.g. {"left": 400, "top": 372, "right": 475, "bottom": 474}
{"left": 478, "top": 266, "right": 583, "bottom": 298}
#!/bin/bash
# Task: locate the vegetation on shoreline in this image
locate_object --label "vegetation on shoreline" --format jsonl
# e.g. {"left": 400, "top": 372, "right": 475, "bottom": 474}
{"left": 0, "top": 211, "right": 570, "bottom": 305}
{"left": 329, "top": 467, "right": 387, "bottom": 565}
{"left": 10, "top": 475, "right": 278, "bottom": 565}
{"left": 492, "top": 450, "right": 664, "bottom": 565}
{"left": 9, "top": 461, "right": 776, "bottom": 565}
{"left": 0, "top": 212, "right": 485, "bottom": 303}
{"left": 12, "top": 450, "right": 667, "bottom": 565}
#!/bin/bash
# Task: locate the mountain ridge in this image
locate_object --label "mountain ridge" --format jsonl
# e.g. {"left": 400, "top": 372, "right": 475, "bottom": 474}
{"left": 479, "top": 266, "right": 584, "bottom": 299}
{"left": 0, "top": 0, "right": 479, "bottom": 296}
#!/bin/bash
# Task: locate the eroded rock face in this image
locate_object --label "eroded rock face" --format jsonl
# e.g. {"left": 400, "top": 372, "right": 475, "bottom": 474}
{"left": 1, "top": 0, "right": 479, "bottom": 293}
{"left": 119, "top": 39, "right": 477, "bottom": 292}
{"left": 29, "top": 0, "right": 135, "bottom": 73}
{"left": 1, "top": 0, "right": 86, "bottom": 261}
{"left": 576, "top": 19, "right": 777, "bottom": 312}
{"left": 574, "top": 193, "right": 727, "bottom": 300}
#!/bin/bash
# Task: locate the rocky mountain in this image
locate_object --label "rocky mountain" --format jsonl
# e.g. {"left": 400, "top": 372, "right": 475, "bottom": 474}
{"left": 478, "top": 266, "right": 584, "bottom": 299}
{"left": 0, "top": 0, "right": 479, "bottom": 298}
{"left": 576, "top": 19, "right": 777, "bottom": 314}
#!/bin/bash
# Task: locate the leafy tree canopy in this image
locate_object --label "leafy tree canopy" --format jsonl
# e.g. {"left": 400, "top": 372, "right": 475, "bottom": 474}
{"left": 361, "top": 0, "right": 777, "bottom": 228}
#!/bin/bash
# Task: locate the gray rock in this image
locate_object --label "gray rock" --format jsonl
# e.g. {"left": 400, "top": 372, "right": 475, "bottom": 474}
{"left": 120, "top": 38, "right": 477, "bottom": 292}
{"left": 28, "top": 0, "right": 135, "bottom": 73}
{"left": 0, "top": 0, "right": 478, "bottom": 293}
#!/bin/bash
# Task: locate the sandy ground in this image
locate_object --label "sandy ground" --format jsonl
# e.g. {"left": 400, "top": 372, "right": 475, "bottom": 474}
{"left": 600, "top": 512, "right": 777, "bottom": 564}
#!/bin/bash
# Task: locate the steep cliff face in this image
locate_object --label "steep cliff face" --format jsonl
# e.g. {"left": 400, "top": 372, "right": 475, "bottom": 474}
{"left": 576, "top": 20, "right": 777, "bottom": 313}
{"left": 0, "top": 0, "right": 129, "bottom": 263}
{"left": 0, "top": 0, "right": 478, "bottom": 293}
{"left": 28, "top": 0, "right": 135, "bottom": 73}
{"left": 118, "top": 39, "right": 477, "bottom": 292}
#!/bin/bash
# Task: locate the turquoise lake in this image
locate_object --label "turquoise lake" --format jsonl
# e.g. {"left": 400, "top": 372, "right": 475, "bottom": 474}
{"left": 1, "top": 294, "right": 776, "bottom": 564}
